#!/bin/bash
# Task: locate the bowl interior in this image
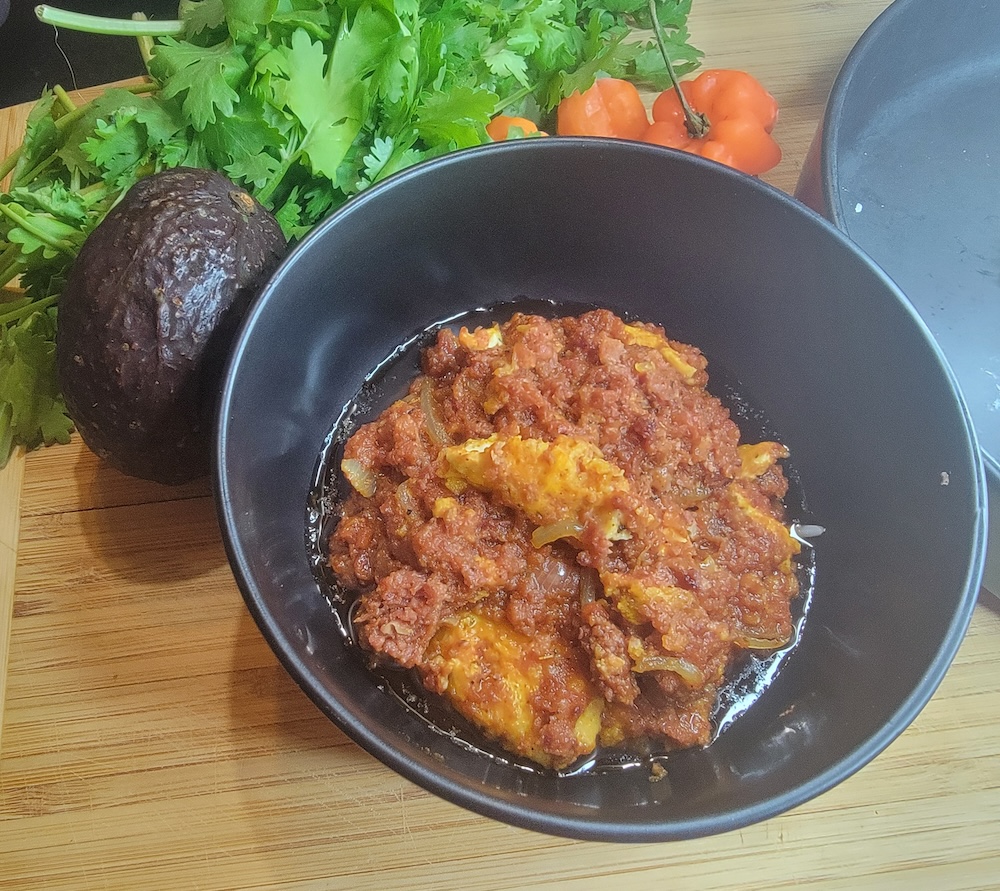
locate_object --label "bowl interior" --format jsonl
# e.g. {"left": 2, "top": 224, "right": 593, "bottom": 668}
{"left": 215, "top": 139, "right": 986, "bottom": 841}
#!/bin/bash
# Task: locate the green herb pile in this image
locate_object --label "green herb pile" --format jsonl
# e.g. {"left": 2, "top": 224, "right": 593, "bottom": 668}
{"left": 0, "top": 0, "right": 701, "bottom": 468}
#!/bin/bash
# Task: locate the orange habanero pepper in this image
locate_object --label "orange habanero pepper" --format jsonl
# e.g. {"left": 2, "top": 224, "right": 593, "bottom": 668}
{"left": 644, "top": 69, "right": 781, "bottom": 176}
{"left": 556, "top": 78, "right": 649, "bottom": 140}
{"left": 486, "top": 115, "right": 545, "bottom": 141}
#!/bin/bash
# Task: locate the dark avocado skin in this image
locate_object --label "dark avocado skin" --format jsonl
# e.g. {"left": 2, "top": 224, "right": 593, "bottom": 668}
{"left": 57, "top": 168, "right": 287, "bottom": 484}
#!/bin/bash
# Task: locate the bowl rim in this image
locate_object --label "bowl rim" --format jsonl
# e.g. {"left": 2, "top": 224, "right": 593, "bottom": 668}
{"left": 214, "top": 138, "right": 989, "bottom": 842}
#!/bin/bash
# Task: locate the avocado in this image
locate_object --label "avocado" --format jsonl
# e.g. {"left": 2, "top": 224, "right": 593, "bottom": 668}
{"left": 57, "top": 167, "right": 287, "bottom": 484}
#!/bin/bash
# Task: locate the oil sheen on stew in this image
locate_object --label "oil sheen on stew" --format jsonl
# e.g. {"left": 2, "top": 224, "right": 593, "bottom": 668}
{"left": 325, "top": 308, "right": 808, "bottom": 771}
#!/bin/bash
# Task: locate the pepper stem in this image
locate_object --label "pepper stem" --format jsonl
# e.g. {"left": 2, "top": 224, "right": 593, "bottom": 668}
{"left": 648, "top": 0, "right": 709, "bottom": 139}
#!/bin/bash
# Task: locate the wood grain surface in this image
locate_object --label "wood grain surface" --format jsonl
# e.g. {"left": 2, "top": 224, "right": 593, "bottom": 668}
{"left": 3, "top": 2, "right": 1000, "bottom": 888}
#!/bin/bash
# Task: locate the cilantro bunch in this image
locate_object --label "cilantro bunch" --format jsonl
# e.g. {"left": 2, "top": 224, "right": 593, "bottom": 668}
{"left": 1, "top": 0, "right": 701, "bottom": 467}
{"left": 146, "top": 0, "right": 700, "bottom": 235}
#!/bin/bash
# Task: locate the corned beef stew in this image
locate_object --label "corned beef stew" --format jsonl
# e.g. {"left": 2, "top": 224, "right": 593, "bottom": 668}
{"left": 329, "top": 309, "right": 800, "bottom": 769}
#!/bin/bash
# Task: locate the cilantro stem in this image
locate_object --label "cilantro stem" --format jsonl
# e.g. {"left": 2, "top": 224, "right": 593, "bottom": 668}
{"left": 0, "top": 294, "right": 58, "bottom": 326}
{"left": 0, "top": 405, "right": 15, "bottom": 470}
{"left": 134, "top": 16, "right": 157, "bottom": 69}
{"left": 0, "top": 203, "right": 77, "bottom": 255}
{"left": 79, "top": 180, "right": 113, "bottom": 201}
{"left": 0, "top": 263, "right": 25, "bottom": 290}
{"left": 0, "top": 152, "right": 18, "bottom": 183}
{"left": 0, "top": 243, "right": 20, "bottom": 271}
{"left": 53, "top": 85, "right": 77, "bottom": 114}
{"left": 16, "top": 151, "right": 60, "bottom": 188}
{"left": 0, "top": 297, "right": 34, "bottom": 324}
{"left": 494, "top": 86, "right": 534, "bottom": 115}
{"left": 0, "top": 292, "right": 29, "bottom": 308}
{"left": 0, "top": 245, "right": 25, "bottom": 288}
{"left": 34, "top": 5, "right": 186, "bottom": 37}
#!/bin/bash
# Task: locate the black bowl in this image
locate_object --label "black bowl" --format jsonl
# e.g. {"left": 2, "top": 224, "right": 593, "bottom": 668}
{"left": 795, "top": 0, "right": 1000, "bottom": 592}
{"left": 214, "top": 139, "right": 986, "bottom": 842}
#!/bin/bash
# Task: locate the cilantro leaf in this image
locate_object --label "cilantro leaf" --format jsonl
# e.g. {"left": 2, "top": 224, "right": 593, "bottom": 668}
{"left": 133, "top": 98, "right": 192, "bottom": 148}
{"left": 0, "top": 309, "right": 73, "bottom": 467}
{"left": 224, "top": 0, "right": 279, "bottom": 40}
{"left": 180, "top": 0, "right": 227, "bottom": 36}
{"left": 360, "top": 135, "right": 396, "bottom": 183}
{"left": 272, "top": 185, "right": 305, "bottom": 238}
{"left": 82, "top": 111, "right": 148, "bottom": 185}
{"left": 150, "top": 37, "right": 250, "bottom": 130}
{"left": 56, "top": 89, "right": 153, "bottom": 179}
{"left": 273, "top": 10, "right": 396, "bottom": 179}
{"left": 358, "top": 134, "right": 423, "bottom": 188}
{"left": 414, "top": 86, "right": 498, "bottom": 148}
{"left": 225, "top": 150, "right": 284, "bottom": 190}
{"left": 269, "top": 2, "right": 335, "bottom": 40}
{"left": 200, "top": 91, "right": 284, "bottom": 172}
{"left": 484, "top": 44, "right": 531, "bottom": 86}
{"left": 9, "top": 181, "right": 88, "bottom": 223}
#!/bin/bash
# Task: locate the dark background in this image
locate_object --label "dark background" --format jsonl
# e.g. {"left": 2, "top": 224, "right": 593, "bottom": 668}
{"left": 0, "top": 1, "right": 176, "bottom": 107}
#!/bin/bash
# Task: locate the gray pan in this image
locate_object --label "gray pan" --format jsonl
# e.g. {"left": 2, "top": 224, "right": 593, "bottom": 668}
{"left": 797, "top": 0, "right": 1000, "bottom": 591}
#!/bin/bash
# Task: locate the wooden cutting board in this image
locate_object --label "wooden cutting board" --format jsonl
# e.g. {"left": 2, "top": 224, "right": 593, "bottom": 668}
{"left": 3, "top": 3, "right": 1000, "bottom": 888}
